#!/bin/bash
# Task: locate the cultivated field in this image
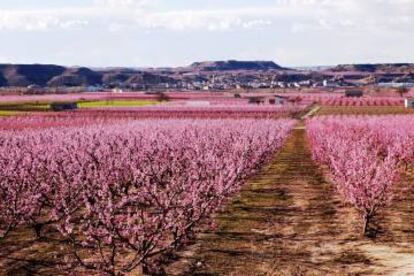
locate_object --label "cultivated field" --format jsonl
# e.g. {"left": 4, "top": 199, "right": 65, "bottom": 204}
{"left": 1, "top": 90, "right": 414, "bottom": 275}
{"left": 317, "top": 106, "right": 414, "bottom": 116}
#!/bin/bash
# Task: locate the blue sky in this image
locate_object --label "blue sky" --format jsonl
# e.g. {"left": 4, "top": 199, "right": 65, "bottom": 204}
{"left": 0, "top": 0, "right": 413, "bottom": 67}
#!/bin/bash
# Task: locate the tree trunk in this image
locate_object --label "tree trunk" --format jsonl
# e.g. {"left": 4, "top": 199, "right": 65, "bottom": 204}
{"left": 362, "top": 214, "right": 370, "bottom": 237}
{"left": 33, "top": 223, "right": 44, "bottom": 239}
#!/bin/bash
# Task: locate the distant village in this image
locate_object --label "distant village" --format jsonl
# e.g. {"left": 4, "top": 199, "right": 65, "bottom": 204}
{"left": 82, "top": 73, "right": 414, "bottom": 93}
{"left": 87, "top": 69, "right": 414, "bottom": 92}
{"left": 1, "top": 61, "right": 414, "bottom": 94}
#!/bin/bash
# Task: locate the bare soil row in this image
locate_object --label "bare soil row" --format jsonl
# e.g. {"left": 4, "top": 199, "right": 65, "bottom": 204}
{"left": 168, "top": 128, "right": 414, "bottom": 275}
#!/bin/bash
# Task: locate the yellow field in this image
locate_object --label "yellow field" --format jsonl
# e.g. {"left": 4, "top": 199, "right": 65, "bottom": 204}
{"left": 0, "top": 110, "right": 22, "bottom": 116}
{"left": 0, "top": 100, "right": 159, "bottom": 113}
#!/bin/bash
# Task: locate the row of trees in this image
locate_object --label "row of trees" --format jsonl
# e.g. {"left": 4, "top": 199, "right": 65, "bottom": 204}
{"left": 0, "top": 118, "right": 294, "bottom": 275}
{"left": 0, "top": 105, "right": 307, "bottom": 131}
{"left": 306, "top": 116, "right": 414, "bottom": 236}
{"left": 77, "top": 105, "right": 308, "bottom": 119}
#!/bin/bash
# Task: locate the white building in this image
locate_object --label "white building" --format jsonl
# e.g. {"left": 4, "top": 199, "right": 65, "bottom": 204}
{"left": 379, "top": 83, "right": 414, "bottom": 88}
{"left": 405, "top": 98, "right": 414, "bottom": 108}
{"left": 112, "top": 88, "right": 124, "bottom": 93}
{"left": 323, "top": 79, "right": 338, "bottom": 87}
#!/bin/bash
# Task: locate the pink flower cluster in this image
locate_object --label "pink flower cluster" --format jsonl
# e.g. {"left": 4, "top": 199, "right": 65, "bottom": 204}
{"left": 268, "top": 93, "right": 406, "bottom": 106}
{"left": 0, "top": 104, "right": 305, "bottom": 132}
{"left": 306, "top": 116, "right": 414, "bottom": 235}
{"left": 0, "top": 91, "right": 412, "bottom": 106}
{"left": 319, "top": 97, "right": 404, "bottom": 106}
{"left": 0, "top": 113, "right": 106, "bottom": 131}
{"left": 0, "top": 118, "right": 294, "bottom": 274}
{"left": 0, "top": 92, "right": 229, "bottom": 104}
{"left": 84, "top": 105, "right": 308, "bottom": 119}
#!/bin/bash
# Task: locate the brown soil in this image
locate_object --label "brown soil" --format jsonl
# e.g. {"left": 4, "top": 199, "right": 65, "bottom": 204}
{"left": 317, "top": 106, "right": 414, "bottom": 116}
{"left": 167, "top": 128, "right": 414, "bottom": 276}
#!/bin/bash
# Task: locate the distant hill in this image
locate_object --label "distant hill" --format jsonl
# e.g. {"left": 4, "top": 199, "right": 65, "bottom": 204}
{"left": 327, "top": 63, "right": 414, "bottom": 74}
{"left": 0, "top": 61, "right": 287, "bottom": 88}
{"left": 47, "top": 67, "right": 102, "bottom": 87}
{"left": 0, "top": 64, "right": 169, "bottom": 88}
{"left": 0, "top": 64, "right": 66, "bottom": 87}
{"left": 189, "top": 60, "right": 285, "bottom": 71}
{"left": 0, "top": 61, "right": 414, "bottom": 89}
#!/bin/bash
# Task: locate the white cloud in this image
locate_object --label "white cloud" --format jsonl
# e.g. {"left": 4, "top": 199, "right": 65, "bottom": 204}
{"left": 0, "top": 6, "right": 277, "bottom": 32}
{"left": 0, "top": 0, "right": 413, "bottom": 33}
{"left": 0, "top": 10, "right": 89, "bottom": 31}
{"left": 134, "top": 9, "right": 276, "bottom": 31}
{"left": 242, "top": 19, "right": 272, "bottom": 29}
{"left": 93, "top": 0, "right": 152, "bottom": 8}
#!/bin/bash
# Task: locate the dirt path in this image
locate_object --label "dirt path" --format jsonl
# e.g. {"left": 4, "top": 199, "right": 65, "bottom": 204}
{"left": 301, "top": 105, "right": 321, "bottom": 120}
{"left": 366, "top": 165, "right": 414, "bottom": 275}
{"left": 168, "top": 127, "right": 414, "bottom": 275}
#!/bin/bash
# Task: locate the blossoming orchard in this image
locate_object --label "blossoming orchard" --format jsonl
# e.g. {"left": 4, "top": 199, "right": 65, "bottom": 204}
{"left": 1, "top": 92, "right": 414, "bottom": 275}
